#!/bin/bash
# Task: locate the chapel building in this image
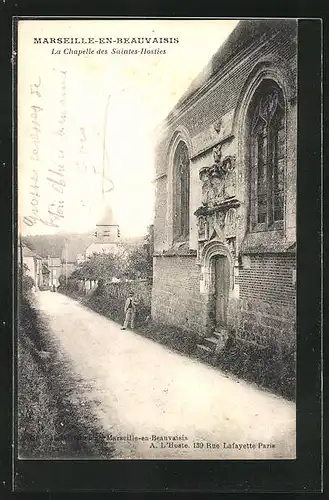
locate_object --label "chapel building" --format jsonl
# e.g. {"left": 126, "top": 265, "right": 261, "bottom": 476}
{"left": 151, "top": 20, "right": 297, "bottom": 355}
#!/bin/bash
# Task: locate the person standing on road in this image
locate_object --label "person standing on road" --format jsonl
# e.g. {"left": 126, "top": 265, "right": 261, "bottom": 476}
{"left": 121, "top": 292, "right": 138, "bottom": 330}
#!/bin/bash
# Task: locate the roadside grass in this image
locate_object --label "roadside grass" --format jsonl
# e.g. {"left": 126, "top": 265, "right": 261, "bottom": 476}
{"left": 213, "top": 337, "right": 295, "bottom": 401}
{"left": 59, "top": 288, "right": 295, "bottom": 401}
{"left": 133, "top": 322, "right": 295, "bottom": 401}
{"left": 18, "top": 295, "right": 115, "bottom": 458}
{"left": 18, "top": 336, "right": 57, "bottom": 457}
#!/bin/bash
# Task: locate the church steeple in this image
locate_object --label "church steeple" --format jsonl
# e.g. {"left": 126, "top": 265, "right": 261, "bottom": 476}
{"left": 94, "top": 204, "right": 120, "bottom": 242}
{"left": 97, "top": 204, "right": 115, "bottom": 226}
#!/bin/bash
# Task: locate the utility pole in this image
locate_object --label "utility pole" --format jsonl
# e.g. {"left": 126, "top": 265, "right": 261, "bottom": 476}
{"left": 48, "top": 255, "right": 52, "bottom": 289}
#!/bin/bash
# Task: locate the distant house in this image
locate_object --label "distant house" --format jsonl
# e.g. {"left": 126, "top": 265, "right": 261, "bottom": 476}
{"left": 43, "top": 256, "right": 61, "bottom": 288}
{"left": 20, "top": 244, "right": 43, "bottom": 288}
{"left": 61, "top": 241, "right": 86, "bottom": 278}
{"left": 41, "top": 262, "right": 50, "bottom": 288}
{"left": 85, "top": 204, "right": 121, "bottom": 257}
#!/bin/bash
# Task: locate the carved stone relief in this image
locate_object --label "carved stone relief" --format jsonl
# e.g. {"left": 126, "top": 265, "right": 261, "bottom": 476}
{"left": 197, "top": 215, "right": 208, "bottom": 241}
{"left": 200, "top": 172, "right": 219, "bottom": 206}
{"left": 213, "top": 144, "right": 222, "bottom": 164}
{"left": 222, "top": 156, "right": 236, "bottom": 199}
{"left": 194, "top": 142, "right": 240, "bottom": 271}
{"left": 199, "top": 151, "right": 237, "bottom": 207}
{"left": 207, "top": 211, "right": 226, "bottom": 242}
{"left": 226, "top": 237, "right": 236, "bottom": 260}
{"left": 213, "top": 118, "right": 222, "bottom": 134}
{"left": 224, "top": 208, "right": 236, "bottom": 239}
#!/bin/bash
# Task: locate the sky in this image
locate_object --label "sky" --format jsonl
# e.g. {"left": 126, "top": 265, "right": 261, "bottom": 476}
{"left": 18, "top": 19, "right": 239, "bottom": 238}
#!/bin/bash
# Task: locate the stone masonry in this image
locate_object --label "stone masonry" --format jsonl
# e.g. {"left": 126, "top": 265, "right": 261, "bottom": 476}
{"left": 151, "top": 20, "right": 297, "bottom": 353}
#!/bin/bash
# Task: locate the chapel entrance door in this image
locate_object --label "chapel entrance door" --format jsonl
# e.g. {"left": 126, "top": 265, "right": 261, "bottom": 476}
{"left": 214, "top": 255, "right": 230, "bottom": 328}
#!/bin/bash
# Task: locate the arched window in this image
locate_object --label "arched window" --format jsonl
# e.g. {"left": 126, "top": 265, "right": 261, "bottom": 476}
{"left": 173, "top": 141, "right": 190, "bottom": 241}
{"left": 249, "top": 80, "right": 285, "bottom": 231}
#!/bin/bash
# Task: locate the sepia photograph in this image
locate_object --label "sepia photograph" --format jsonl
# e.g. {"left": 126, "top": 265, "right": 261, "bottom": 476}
{"left": 16, "top": 18, "right": 297, "bottom": 461}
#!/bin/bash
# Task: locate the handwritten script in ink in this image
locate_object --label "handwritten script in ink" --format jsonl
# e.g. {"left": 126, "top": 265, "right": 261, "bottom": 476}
{"left": 45, "top": 69, "right": 67, "bottom": 227}
{"left": 23, "top": 77, "right": 43, "bottom": 227}
{"left": 76, "top": 124, "right": 114, "bottom": 195}
{"left": 23, "top": 73, "right": 114, "bottom": 230}
{"left": 23, "top": 71, "right": 67, "bottom": 228}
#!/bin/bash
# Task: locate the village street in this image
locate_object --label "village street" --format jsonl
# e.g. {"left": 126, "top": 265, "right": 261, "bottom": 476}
{"left": 35, "top": 291, "right": 296, "bottom": 460}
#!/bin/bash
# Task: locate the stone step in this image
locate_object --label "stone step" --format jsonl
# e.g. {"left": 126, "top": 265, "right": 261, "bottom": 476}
{"left": 196, "top": 344, "right": 212, "bottom": 357}
{"left": 211, "top": 329, "right": 230, "bottom": 354}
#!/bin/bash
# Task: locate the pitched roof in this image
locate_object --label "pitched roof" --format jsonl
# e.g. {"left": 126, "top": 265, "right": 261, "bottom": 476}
{"left": 62, "top": 236, "right": 94, "bottom": 263}
{"left": 96, "top": 204, "right": 117, "bottom": 226}
{"left": 165, "top": 19, "right": 296, "bottom": 121}
{"left": 163, "top": 242, "right": 197, "bottom": 257}
{"left": 22, "top": 245, "right": 42, "bottom": 260}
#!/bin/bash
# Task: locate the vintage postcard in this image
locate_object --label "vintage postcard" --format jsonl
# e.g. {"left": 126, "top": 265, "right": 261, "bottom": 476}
{"left": 16, "top": 18, "right": 297, "bottom": 461}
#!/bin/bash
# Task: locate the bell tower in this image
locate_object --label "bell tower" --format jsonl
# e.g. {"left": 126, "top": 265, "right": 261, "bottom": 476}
{"left": 94, "top": 205, "right": 120, "bottom": 243}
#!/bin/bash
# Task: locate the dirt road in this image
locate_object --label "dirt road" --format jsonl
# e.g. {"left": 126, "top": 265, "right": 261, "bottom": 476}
{"left": 36, "top": 291, "right": 296, "bottom": 460}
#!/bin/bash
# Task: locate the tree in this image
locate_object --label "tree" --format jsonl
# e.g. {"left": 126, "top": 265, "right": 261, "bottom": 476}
{"left": 19, "top": 263, "right": 35, "bottom": 293}
{"left": 70, "top": 249, "right": 127, "bottom": 281}
{"left": 124, "top": 245, "right": 153, "bottom": 280}
{"left": 67, "top": 236, "right": 153, "bottom": 284}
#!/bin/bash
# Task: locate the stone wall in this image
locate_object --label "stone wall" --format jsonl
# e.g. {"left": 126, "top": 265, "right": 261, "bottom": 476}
{"left": 152, "top": 20, "right": 297, "bottom": 352}
{"left": 235, "top": 253, "right": 296, "bottom": 350}
{"left": 238, "top": 253, "right": 296, "bottom": 307}
{"left": 153, "top": 176, "right": 168, "bottom": 252}
{"left": 152, "top": 252, "right": 296, "bottom": 350}
{"left": 151, "top": 255, "right": 206, "bottom": 335}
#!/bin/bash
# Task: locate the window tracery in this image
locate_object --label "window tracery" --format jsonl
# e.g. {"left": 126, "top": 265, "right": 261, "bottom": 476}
{"left": 250, "top": 81, "right": 285, "bottom": 230}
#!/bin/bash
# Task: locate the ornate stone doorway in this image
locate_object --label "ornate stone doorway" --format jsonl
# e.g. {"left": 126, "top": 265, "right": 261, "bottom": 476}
{"left": 194, "top": 141, "right": 240, "bottom": 340}
{"left": 198, "top": 238, "right": 233, "bottom": 336}
{"left": 213, "top": 254, "right": 230, "bottom": 327}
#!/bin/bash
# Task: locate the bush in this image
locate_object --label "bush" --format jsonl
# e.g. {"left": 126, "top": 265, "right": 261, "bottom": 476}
{"left": 70, "top": 252, "right": 125, "bottom": 281}
{"left": 124, "top": 245, "right": 153, "bottom": 280}
{"left": 18, "top": 264, "right": 35, "bottom": 294}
